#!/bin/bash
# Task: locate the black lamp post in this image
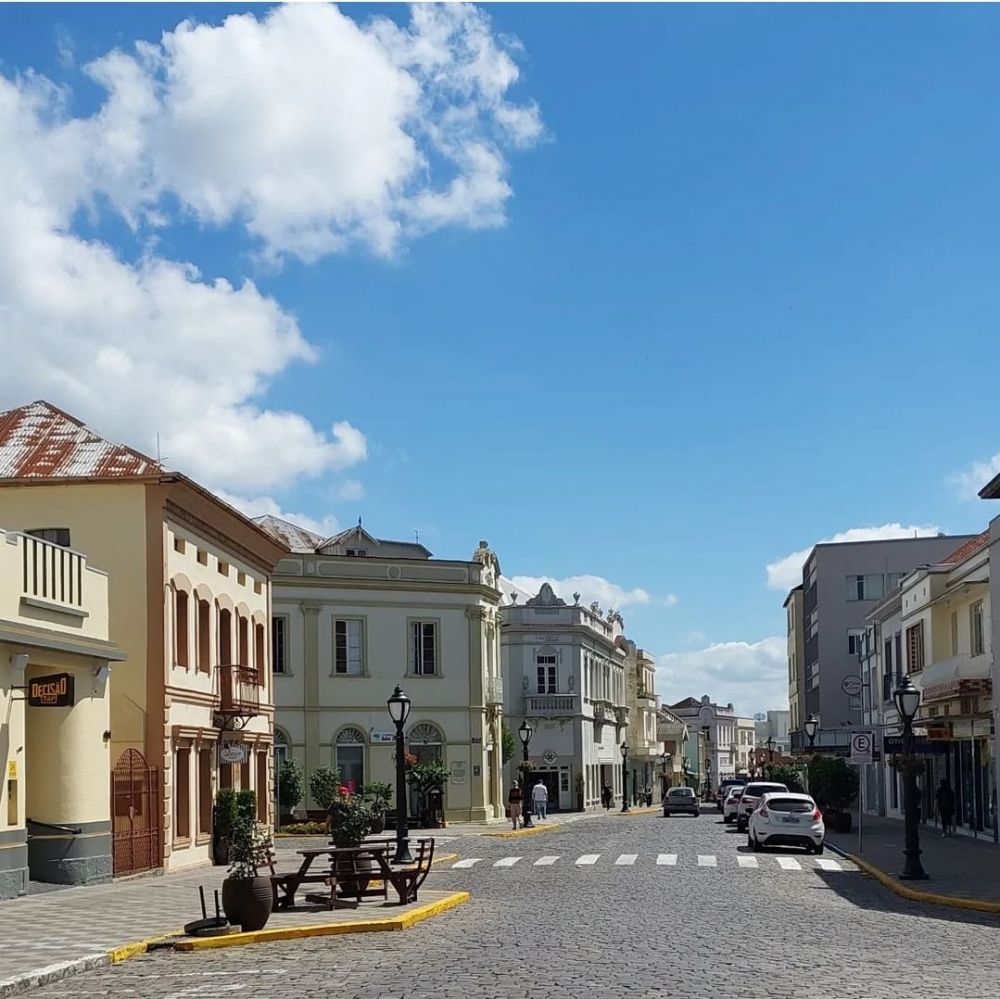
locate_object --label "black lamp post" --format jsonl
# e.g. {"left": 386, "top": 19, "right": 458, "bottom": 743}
{"left": 766, "top": 736, "right": 775, "bottom": 763}
{"left": 804, "top": 715, "right": 819, "bottom": 752}
{"left": 518, "top": 719, "right": 534, "bottom": 829}
{"left": 620, "top": 742, "right": 630, "bottom": 812}
{"left": 660, "top": 751, "right": 670, "bottom": 801}
{"left": 387, "top": 685, "right": 413, "bottom": 865}
{"left": 894, "top": 676, "right": 928, "bottom": 881}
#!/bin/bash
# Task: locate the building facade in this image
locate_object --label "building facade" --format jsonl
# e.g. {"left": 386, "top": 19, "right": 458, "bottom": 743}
{"left": 501, "top": 584, "right": 630, "bottom": 810}
{"left": 622, "top": 639, "right": 660, "bottom": 802}
{"left": 790, "top": 535, "right": 976, "bottom": 753}
{"left": 753, "top": 710, "right": 791, "bottom": 757}
{"left": 670, "top": 696, "right": 752, "bottom": 789}
{"left": 0, "top": 402, "right": 285, "bottom": 876}
{"left": 784, "top": 586, "right": 805, "bottom": 735}
{"left": 656, "top": 704, "right": 689, "bottom": 793}
{"left": 263, "top": 520, "right": 505, "bottom": 823}
{"left": 0, "top": 527, "right": 124, "bottom": 897}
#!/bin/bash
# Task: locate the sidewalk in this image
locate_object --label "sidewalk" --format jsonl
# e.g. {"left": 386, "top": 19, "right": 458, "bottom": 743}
{"left": 826, "top": 813, "right": 1000, "bottom": 911}
{"left": 0, "top": 844, "right": 463, "bottom": 996}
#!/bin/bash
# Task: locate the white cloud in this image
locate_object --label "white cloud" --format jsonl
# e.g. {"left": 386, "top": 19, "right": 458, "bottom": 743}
{"left": 508, "top": 574, "right": 653, "bottom": 611}
{"left": 213, "top": 491, "right": 340, "bottom": 540}
{"left": 765, "top": 523, "right": 941, "bottom": 593}
{"left": 0, "top": 4, "right": 540, "bottom": 497}
{"left": 950, "top": 454, "right": 1000, "bottom": 500}
{"left": 663, "top": 593, "right": 679, "bottom": 607}
{"left": 656, "top": 637, "right": 787, "bottom": 718}
{"left": 336, "top": 479, "right": 366, "bottom": 501}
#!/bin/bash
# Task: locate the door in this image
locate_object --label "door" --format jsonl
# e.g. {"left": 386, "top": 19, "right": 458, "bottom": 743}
{"left": 558, "top": 767, "right": 572, "bottom": 810}
{"left": 112, "top": 749, "right": 160, "bottom": 876}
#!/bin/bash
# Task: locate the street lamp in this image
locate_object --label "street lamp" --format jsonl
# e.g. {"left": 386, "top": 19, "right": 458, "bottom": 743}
{"left": 893, "top": 676, "right": 928, "bottom": 881}
{"left": 387, "top": 685, "right": 412, "bottom": 865}
{"left": 620, "top": 742, "right": 630, "bottom": 813}
{"left": 804, "top": 715, "right": 819, "bottom": 751}
{"left": 660, "top": 751, "right": 671, "bottom": 801}
{"left": 518, "top": 719, "right": 534, "bottom": 829}
{"left": 766, "top": 736, "right": 775, "bottom": 763}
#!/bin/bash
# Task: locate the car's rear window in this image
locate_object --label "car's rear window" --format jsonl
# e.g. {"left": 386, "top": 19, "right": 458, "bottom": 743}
{"left": 729, "top": 788, "right": 744, "bottom": 797}
{"left": 745, "top": 784, "right": 787, "bottom": 797}
{"left": 669, "top": 788, "right": 693, "bottom": 797}
{"left": 766, "top": 798, "right": 814, "bottom": 813}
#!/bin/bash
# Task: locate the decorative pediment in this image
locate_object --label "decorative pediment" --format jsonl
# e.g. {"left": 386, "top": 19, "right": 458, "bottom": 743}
{"left": 527, "top": 582, "right": 566, "bottom": 607}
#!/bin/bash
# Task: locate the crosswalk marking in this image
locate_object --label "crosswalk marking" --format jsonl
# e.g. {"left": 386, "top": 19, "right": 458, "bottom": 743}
{"left": 615, "top": 854, "right": 637, "bottom": 866}
{"left": 534, "top": 856, "right": 559, "bottom": 866}
{"left": 452, "top": 858, "right": 482, "bottom": 869}
{"left": 576, "top": 854, "right": 600, "bottom": 865}
{"left": 814, "top": 858, "right": 842, "bottom": 871}
{"left": 657, "top": 854, "right": 677, "bottom": 866}
{"left": 494, "top": 856, "right": 521, "bottom": 867}
{"left": 737, "top": 856, "right": 759, "bottom": 869}
{"left": 697, "top": 855, "right": 717, "bottom": 867}
{"left": 447, "top": 852, "right": 854, "bottom": 872}
{"left": 776, "top": 857, "right": 802, "bottom": 871}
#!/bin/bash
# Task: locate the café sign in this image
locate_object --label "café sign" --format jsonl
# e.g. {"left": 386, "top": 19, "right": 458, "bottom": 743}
{"left": 28, "top": 673, "right": 74, "bottom": 708}
{"left": 219, "top": 738, "right": 248, "bottom": 764}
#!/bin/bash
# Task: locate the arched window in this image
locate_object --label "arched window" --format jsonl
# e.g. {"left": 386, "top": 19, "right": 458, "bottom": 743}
{"left": 407, "top": 722, "right": 444, "bottom": 765}
{"left": 273, "top": 727, "right": 290, "bottom": 771}
{"left": 335, "top": 726, "right": 366, "bottom": 792}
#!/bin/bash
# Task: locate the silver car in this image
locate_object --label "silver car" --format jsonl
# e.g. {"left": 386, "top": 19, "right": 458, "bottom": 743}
{"left": 662, "top": 786, "right": 700, "bottom": 817}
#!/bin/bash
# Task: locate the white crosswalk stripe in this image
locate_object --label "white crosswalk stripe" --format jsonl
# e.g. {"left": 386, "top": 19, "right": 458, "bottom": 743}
{"left": 576, "top": 854, "right": 600, "bottom": 865}
{"left": 814, "top": 858, "right": 842, "bottom": 871}
{"left": 656, "top": 854, "right": 677, "bottom": 866}
{"left": 447, "top": 852, "right": 855, "bottom": 873}
{"left": 737, "top": 856, "right": 759, "bottom": 869}
{"left": 494, "top": 856, "right": 521, "bottom": 867}
{"left": 534, "top": 856, "right": 559, "bottom": 866}
{"left": 615, "top": 854, "right": 637, "bottom": 866}
{"left": 452, "top": 858, "right": 482, "bottom": 869}
{"left": 697, "top": 855, "right": 717, "bottom": 867}
{"left": 775, "top": 857, "right": 802, "bottom": 871}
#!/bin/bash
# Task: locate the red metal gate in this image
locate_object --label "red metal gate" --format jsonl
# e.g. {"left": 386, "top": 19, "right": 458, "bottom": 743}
{"left": 112, "top": 748, "right": 160, "bottom": 876}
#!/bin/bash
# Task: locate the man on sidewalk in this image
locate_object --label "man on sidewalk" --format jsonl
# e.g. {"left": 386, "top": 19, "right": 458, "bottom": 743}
{"left": 532, "top": 779, "right": 549, "bottom": 820}
{"left": 936, "top": 778, "right": 956, "bottom": 836}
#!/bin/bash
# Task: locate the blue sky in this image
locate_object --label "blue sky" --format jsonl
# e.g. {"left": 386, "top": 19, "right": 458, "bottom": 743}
{"left": 2, "top": 3, "right": 1000, "bottom": 714}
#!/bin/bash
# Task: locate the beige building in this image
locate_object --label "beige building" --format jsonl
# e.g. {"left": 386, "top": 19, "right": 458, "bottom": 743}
{"left": 622, "top": 639, "right": 660, "bottom": 800}
{"left": 0, "top": 527, "right": 124, "bottom": 897}
{"left": 0, "top": 402, "right": 287, "bottom": 876}
{"left": 784, "top": 585, "right": 805, "bottom": 735}
{"left": 259, "top": 519, "right": 505, "bottom": 823}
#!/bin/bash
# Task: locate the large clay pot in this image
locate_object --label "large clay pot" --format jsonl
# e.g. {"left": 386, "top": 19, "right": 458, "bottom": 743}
{"left": 222, "top": 876, "right": 273, "bottom": 931}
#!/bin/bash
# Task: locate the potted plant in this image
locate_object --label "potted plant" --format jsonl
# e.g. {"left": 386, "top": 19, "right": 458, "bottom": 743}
{"left": 221, "top": 812, "right": 273, "bottom": 931}
{"left": 327, "top": 785, "right": 379, "bottom": 896}
{"left": 807, "top": 755, "right": 859, "bottom": 832}
{"left": 407, "top": 761, "right": 450, "bottom": 827}
{"left": 307, "top": 766, "right": 342, "bottom": 822}
{"left": 278, "top": 757, "right": 304, "bottom": 823}
{"left": 212, "top": 788, "right": 237, "bottom": 865}
{"left": 363, "top": 781, "right": 392, "bottom": 834}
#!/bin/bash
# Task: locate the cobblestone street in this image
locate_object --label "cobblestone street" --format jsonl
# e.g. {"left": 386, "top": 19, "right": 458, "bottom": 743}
{"left": 28, "top": 810, "right": 1000, "bottom": 998}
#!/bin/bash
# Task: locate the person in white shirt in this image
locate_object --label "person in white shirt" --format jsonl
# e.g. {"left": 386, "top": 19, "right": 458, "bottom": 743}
{"left": 532, "top": 779, "right": 549, "bottom": 820}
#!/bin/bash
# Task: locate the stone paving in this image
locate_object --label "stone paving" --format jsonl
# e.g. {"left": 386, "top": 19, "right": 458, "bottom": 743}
{"left": 26, "top": 808, "right": 1000, "bottom": 999}
{"left": 827, "top": 812, "right": 1000, "bottom": 902}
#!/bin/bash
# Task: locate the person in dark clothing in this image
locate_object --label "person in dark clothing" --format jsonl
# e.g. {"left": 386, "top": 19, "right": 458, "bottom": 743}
{"left": 936, "top": 778, "right": 956, "bottom": 836}
{"left": 601, "top": 784, "right": 613, "bottom": 810}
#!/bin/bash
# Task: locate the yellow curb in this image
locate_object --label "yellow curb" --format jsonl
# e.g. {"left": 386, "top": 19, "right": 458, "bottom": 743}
{"left": 845, "top": 852, "right": 1000, "bottom": 914}
{"left": 109, "top": 930, "right": 182, "bottom": 964}
{"left": 367, "top": 852, "right": 457, "bottom": 888}
{"left": 485, "top": 823, "right": 559, "bottom": 839}
{"left": 613, "top": 806, "right": 659, "bottom": 817}
{"left": 173, "top": 891, "right": 471, "bottom": 951}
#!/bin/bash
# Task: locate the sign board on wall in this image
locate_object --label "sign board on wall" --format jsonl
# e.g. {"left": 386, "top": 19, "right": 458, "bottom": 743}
{"left": 450, "top": 761, "right": 467, "bottom": 785}
{"left": 219, "top": 738, "right": 248, "bottom": 764}
{"left": 27, "top": 673, "right": 74, "bottom": 708}
{"left": 370, "top": 730, "right": 396, "bottom": 744}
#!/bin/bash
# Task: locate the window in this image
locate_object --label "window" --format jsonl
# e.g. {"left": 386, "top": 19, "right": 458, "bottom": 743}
{"left": 407, "top": 722, "right": 443, "bottom": 764}
{"left": 238, "top": 616, "right": 249, "bottom": 666}
{"left": 951, "top": 611, "right": 959, "bottom": 657}
{"left": 240, "top": 758, "right": 250, "bottom": 792}
{"left": 198, "top": 599, "right": 211, "bottom": 673}
{"left": 345, "top": 548, "right": 367, "bottom": 557}
{"left": 197, "top": 749, "right": 213, "bottom": 836}
{"left": 536, "top": 652, "right": 557, "bottom": 693}
{"left": 274, "top": 729, "right": 289, "bottom": 776}
{"left": 26, "top": 528, "right": 71, "bottom": 547}
{"left": 335, "top": 727, "right": 366, "bottom": 792}
{"left": 971, "top": 601, "right": 985, "bottom": 657}
{"left": 173, "top": 537, "right": 186, "bottom": 554}
{"left": 846, "top": 574, "right": 885, "bottom": 601}
{"left": 272, "top": 617, "right": 287, "bottom": 674}
{"left": 906, "top": 621, "right": 925, "bottom": 674}
{"left": 218, "top": 560, "right": 230, "bottom": 577}
{"left": 255, "top": 623, "right": 265, "bottom": 675}
{"left": 256, "top": 751, "right": 268, "bottom": 822}
{"left": 175, "top": 747, "right": 191, "bottom": 840}
{"left": 847, "top": 630, "right": 864, "bottom": 657}
{"left": 219, "top": 608, "right": 232, "bottom": 664}
{"left": 410, "top": 621, "right": 437, "bottom": 675}
{"left": 334, "top": 619, "right": 364, "bottom": 675}
{"left": 895, "top": 633, "right": 902, "bottom": 678}
{"left": 175, "top": 590, "right": 189, "bottom": 668}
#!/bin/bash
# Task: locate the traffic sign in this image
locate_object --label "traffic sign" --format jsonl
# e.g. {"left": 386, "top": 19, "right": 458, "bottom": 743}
{"left": 841, "top": 676, "right": 863, "bottom": 697}
{"left": 850, "top": 732, "right": 873, "bottom": 764}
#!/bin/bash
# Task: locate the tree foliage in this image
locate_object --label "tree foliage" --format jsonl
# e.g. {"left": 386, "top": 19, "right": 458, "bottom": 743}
{"left": 767, "top": 764, "right": 806, "bottom": 793}
{"left": 807, "top": 756, "right": 859, "bottom": 812}
{"left": 309, "top": 765, "right": 343, "bottom": 811}
{"left": 501, "top": 722, "right": 516, "bottom": 765}
{"left": 278, "top": 758, "right": 304, "bottom": 814}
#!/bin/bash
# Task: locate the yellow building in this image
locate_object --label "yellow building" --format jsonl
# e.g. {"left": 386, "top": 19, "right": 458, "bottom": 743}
{"left": 0, "top": 526, "right": 124, "bottom": 897}
{"left": 0, "top": 402, "right": 287, "bottom": 876}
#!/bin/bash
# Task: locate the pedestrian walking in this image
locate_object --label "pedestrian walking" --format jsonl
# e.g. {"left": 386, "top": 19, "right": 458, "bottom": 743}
{"left": 507, "top": 780, "right": 523, "bottom": 830}
{"left": 601, "top": 783, "right": 613, "bottom": 810}
{"left": 936, "top": 777, "right": 956, "bottom": 836}
{"left": 532, "top": 779, "right": 549, "bottom": 820}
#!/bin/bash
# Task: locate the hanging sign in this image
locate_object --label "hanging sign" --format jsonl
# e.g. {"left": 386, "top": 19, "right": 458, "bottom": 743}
{"left": 219, "top": 738, "right": 248, "bottom": 764}
{"left": 28, "top": 673, "right": 74, "bottom": 708}
{"left": 370, "top": 729, "right": 396, "bottom": 744}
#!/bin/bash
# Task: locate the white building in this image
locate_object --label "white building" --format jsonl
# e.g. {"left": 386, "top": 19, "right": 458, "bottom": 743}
{"left": 501, "top": 583, "right": 630, "bottom": 810}
{"left": 670, "top": 695, "right": 754, "bottom": 786}
{"left": 753, "top": 710, "right": 791, "bottom": 756}
{"left": 623, "top": 639, "right": 660, "bottom": 801}
{"left": 261, "top": 520, "right": 505, "bottom": 824}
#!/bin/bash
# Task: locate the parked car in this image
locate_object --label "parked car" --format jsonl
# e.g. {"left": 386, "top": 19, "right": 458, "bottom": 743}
{"left": 723, "top": 786, "right": 745, "bottom": 823}
{"left": 747, "top": 792, "right": 825, "bottom": 854}
{"left": 716, "top": 776, "right": 749, "bottom": 812}
{"left": 735, "top": 781, "right": 788, "bottom": 832}
{"left": 662, "top": 786, "right": 700, "bottom": 817}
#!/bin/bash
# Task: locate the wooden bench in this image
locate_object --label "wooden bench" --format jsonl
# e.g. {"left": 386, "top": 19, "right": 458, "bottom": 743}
{"left": 380, "top": 837, "right": 436, "bottom": 904}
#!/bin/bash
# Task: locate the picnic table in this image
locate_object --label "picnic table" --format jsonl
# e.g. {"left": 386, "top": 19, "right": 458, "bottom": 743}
{"left": 268, "top": 837, "right": 436, "bottom": 911}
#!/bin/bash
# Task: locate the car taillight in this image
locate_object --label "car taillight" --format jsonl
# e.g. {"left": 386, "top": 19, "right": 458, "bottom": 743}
{"left": 812, "top": 808, "right": 822, "bottom": 821}
{"left": 758, "top": 806, "right": 768, "bottom": 818}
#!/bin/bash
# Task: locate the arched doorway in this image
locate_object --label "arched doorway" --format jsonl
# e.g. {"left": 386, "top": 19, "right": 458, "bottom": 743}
{"left": 111, "top": 749, "right": 160, "bottom": 876}
{"left": 334, "top": 726, "right": 366, "bottom": 793}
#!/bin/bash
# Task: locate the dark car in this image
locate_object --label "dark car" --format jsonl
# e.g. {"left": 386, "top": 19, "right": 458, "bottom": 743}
{"left": 663, "top": 786, "right": 700, "bottom": 817}
{"left": 716, "top": 776, "right": 749, "bottom": 812}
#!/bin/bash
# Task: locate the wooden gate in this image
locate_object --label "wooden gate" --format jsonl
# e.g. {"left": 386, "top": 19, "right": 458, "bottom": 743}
{"left": 112, "top": 748, "right": 160, "bottom": 876}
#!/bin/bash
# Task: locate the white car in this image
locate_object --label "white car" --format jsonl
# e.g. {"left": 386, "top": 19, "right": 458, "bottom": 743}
{"left": 735, "top": 781, "right": 788, "bottom": 832}
{"left": 747, "top": 792, "right": 825, "bottom": 854}
{"left": 723, "top": 787, "right": 744, "bottom": 823}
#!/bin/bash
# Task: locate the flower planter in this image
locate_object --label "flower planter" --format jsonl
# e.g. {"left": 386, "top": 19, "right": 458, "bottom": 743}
{"left": 222, "top": 876, "right": 273, "bottom": 931}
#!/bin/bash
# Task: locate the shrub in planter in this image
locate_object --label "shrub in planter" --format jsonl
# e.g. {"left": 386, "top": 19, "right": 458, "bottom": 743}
{"left": 767, "top": 764, "right": 806, "bottom": 794}
{"left": 212, "top": 788, "right": 237, "bottom": 865}
{"left": 407, "top": 762, "right": 450, "bottom": 827}
{"left": 221, "top": 814, "right": 273, "bottom": 932}
{"left": 273, "top": 821, "right": 328, "bottom": 836}
{"left": 807, "top": 756, "right": 859, "bottom": 830}
{"left": 278, "top": 758, "right": 304, "bottom": 820}
{"left": 309, "top": 766, "right": 343, "bottom": 813}
{"left": 362, "top": 781, "right": 392, "bottom": 834}
{"left": 327, "top": 786, "right": 380, "bottom": 895}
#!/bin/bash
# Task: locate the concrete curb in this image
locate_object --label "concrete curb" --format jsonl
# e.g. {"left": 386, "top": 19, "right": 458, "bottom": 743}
{"left": 826, "top": 842, "right": 1000, "bottom": 914}
{"left": 485, "top": 823, "right": 560, "bottom": 839}
{"left": 0, "top": 954, "right": 109, "bottom": 997}
{"left": 173, "top": 890, "right": 471, "bottom": 951}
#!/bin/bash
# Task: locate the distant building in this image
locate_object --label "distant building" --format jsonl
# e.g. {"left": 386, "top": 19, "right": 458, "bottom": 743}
{"left": 670, "top": 695, "right": 754, "bottom": 785}
{"left": 784, "top": 586, "right": 805, "bottom": 736}
{"left": 754, "top": 709, "right": 791, "bottom": 756}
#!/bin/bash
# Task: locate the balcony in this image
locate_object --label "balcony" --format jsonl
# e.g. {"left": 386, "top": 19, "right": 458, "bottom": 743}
{"left": 592, "top": 699, "right": 612, "bottom": 724}
{"left": 921, "top": 654, "right": 992, "bottom": 703}
{"left": 217, "top": 664, "right": 261, "bottom": 718}
{"left": 19, "top": 533, "right": 87, "bottom": 616}
{"left": 485, "top": 675, "right": 504, "bottom": 707}
{"left": 524, "top": 694, "right": 579, "bottom": 717}
{"left": 614, "top": 705, "right": 629, "bottom": 727}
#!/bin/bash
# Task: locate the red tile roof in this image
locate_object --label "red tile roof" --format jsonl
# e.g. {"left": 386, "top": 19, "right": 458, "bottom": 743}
{"left": 940, "top": 530, "right": 990, "bottom": 566}
{"left": 0, "top": 401, "right": 161, "bottom": 479}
